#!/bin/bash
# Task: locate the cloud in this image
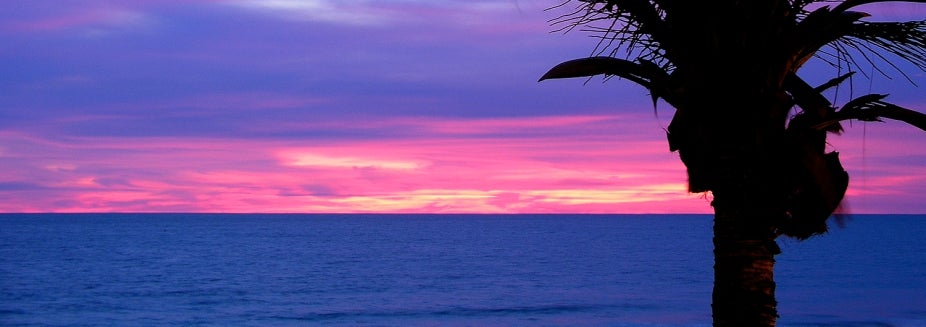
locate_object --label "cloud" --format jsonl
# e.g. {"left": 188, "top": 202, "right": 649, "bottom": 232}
{"left": 3, "top": 7, "right": 153, "bottom": 35}
{"left": 228, "top": 0, "right": 545, "bottom": 27}
{"left": 231, "top": 0, "right": 405, "bottom": 26}
{"left": 279, "top": 151, "right": 425, "bottom": 170}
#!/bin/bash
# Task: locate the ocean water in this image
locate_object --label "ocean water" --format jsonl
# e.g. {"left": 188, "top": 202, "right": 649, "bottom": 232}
{"left": 0, "top": 214, "right": 923, "bottom": 327}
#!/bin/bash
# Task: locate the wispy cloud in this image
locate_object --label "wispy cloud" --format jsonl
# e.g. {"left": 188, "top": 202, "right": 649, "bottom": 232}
{"left": 231, "top": 0, "right": 396, "bottom": 26}
{"left": 3, "top": 7, "right": 154, "bottom": 35}
{"left": 228, "top": 0, "right": 539, "bottom": 26}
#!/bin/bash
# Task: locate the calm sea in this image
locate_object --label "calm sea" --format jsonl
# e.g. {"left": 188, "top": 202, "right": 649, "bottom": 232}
{"left": 1, "top": 214, "right": 923, "bottom": 326}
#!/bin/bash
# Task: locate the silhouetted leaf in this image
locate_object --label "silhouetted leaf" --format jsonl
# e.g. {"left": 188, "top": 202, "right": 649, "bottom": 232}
{"left": 539, "top": 56, "right": 647, "bottom": 83}
{"left": 814, "top": 72, "right": 855, "bottom": 93}
{"left": 817, "top": 94, "right": 926, "bottom": 131}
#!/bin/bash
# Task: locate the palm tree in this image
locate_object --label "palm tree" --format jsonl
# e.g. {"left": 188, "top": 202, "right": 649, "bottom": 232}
{"left": 539, "top": 1, "right": 926, "bottom": 326}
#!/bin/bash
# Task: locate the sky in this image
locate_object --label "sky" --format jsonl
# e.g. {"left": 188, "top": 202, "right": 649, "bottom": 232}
{"left": 1, "top": 0, "right": 924, "bottom": 213}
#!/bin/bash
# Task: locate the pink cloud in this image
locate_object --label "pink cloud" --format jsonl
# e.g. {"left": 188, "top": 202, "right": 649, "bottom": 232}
{"left": 0, "top": 114, "right": 702, "bottom": 213}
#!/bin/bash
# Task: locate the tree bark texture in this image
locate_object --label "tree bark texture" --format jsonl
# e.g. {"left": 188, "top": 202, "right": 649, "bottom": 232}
{"left": 710, "top": 167, "right": 783, "bottom": 327}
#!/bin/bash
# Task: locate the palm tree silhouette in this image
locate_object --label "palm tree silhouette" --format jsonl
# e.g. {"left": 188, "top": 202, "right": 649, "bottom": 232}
{"left": 540, "top": 1, "right": 926, "bottom": 326}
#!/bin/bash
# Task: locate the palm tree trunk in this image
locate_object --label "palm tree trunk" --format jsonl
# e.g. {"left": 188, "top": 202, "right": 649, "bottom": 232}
{"left": 711, "top": 187, "right": 781, "bottom": 327}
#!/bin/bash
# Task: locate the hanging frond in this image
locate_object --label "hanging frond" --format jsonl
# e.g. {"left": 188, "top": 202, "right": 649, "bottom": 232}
{"left": 784, "top": 1, "right": 926, "bottom": 83}
{"left": 790, "top": 7, "right": 874, "bottom": 68}
{"left": 845, "top": 20, "right": 926, "bottom": 70}
{"left": 779, "top": 151, "right": 849, "bottom": 239}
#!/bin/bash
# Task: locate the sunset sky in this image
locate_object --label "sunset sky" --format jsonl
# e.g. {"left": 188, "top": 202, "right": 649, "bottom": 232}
{"left": 2, "top": 1, "right": 924, "bottom": 213}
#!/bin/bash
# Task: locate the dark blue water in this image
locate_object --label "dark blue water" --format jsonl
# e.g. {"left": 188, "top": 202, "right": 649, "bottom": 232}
{"left": 0, "top": 214, "right": 923, "bottom": 326}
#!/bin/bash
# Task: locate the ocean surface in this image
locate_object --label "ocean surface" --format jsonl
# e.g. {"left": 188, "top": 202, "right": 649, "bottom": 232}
{"left": 1, "top": 214, "right": 924, "bottom": 327}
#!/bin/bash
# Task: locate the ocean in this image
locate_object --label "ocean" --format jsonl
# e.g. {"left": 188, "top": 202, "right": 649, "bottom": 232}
{"left": 1, "top": 214, "right": 923, "bottom": 326}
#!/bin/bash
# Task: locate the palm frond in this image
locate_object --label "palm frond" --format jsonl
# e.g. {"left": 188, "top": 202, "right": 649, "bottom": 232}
{"left": 785, "top": 73, "right": 845, "bottom": 133}
{"left": 814, "top": 94, "right": 926, "bottom": 131}
{"left": 791, "top": 7, "right": 873, "bottom": 67}
{"left": 845, "top": 20, "right": 926, "bottom": 70}
{"left": 789, "top": 3, "right": 926, "bottom": 83}
{"left": 539, "top": 56, "right": 678, "bottom": 107}
{"left": 539, "top": 56, "right": 649, "bottom": 83}
{"left": 815, "top": 71, "right": 856, "bottom": 93}
{"left": 548, "top": 0, "right": 672, "bottom": 67}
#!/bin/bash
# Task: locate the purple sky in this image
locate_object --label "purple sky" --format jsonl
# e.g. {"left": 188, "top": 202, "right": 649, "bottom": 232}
{"left": 1, "top": 0, "right": 924, "bottom": 213}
